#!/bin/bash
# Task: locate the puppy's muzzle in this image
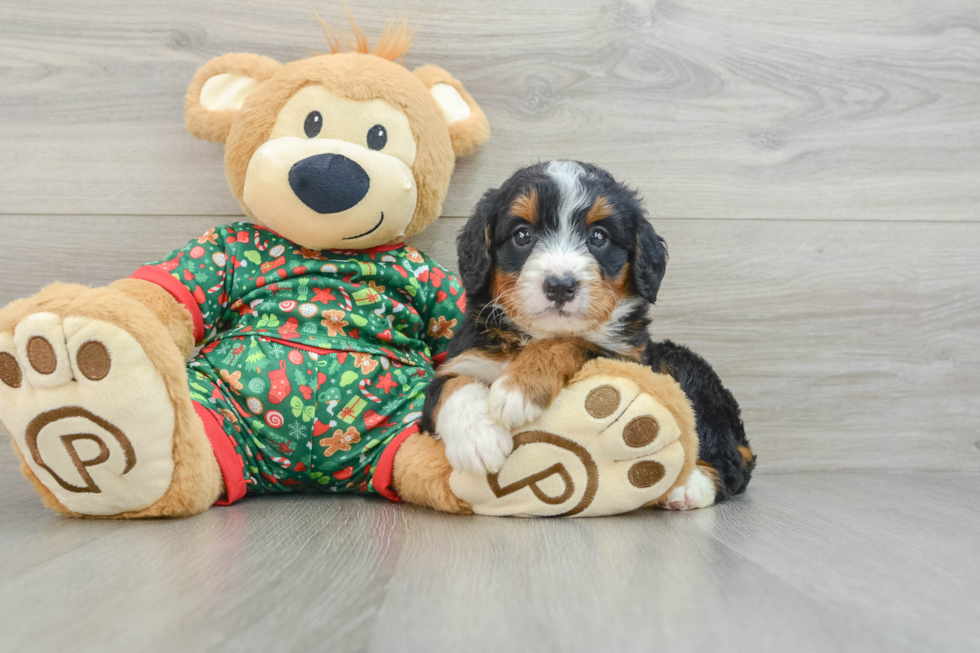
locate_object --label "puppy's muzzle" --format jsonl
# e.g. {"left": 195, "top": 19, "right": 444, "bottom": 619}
{"left": 288, "top": 153, "right": 370, "bottom": 214}
{"left": 543, "top": 275, "right": 579, "bottom": 306}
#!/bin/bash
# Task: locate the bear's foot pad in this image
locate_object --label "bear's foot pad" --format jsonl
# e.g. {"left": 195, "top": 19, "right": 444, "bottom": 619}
{"left": 450, "top": 371, "right": 686, "bottom": 517}
{"left": 0, "top": 313, "right": 175, "bottom": 516}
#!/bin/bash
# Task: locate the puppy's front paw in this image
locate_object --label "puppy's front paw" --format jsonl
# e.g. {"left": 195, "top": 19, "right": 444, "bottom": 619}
{"left": 488, "top": 376, "right": 545, "bottom": 429}
{"left": 437, "top": 382, "right": 513, "bottom": 474}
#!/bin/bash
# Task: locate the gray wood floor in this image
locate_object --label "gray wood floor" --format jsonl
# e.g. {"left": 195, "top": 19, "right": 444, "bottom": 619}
{"left": 1, "top": 448, "right": 977, "bottom": 652}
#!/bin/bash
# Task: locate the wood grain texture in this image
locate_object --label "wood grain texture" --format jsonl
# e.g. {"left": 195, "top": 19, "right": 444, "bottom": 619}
{"left": 0, "top": 461, "right": 977, "bottom": 652}
{"left": 1, "top": 0, "right": 978, "bottom": 220}
{"left": 1, "top": 214, "right": 978, "bottom": 473}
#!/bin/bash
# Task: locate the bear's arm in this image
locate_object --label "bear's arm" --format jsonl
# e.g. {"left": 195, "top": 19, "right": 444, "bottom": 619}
{"left": 128, "top": 225, "right": 245, "bottom": 347}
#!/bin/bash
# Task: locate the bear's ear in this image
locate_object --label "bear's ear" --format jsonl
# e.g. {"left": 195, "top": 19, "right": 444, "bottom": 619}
{"left": 413, "top": 65, "right": 490, "bottom": 158}
{"left": 185, "top": 53, "right": 282, "bottom": 143}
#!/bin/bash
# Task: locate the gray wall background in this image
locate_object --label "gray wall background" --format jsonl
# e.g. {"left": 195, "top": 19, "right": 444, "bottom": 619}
{"left": 2, "top": 0, "right": 978, "bottom": 473}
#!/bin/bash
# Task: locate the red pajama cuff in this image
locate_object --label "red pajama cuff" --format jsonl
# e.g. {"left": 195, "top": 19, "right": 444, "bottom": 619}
{"left": 193, "top": 402, "right": 247, "bottom": 506}
{"left": 131, "top": 265, "right": 205, "bottom": 344}
{"left": 372, "top": 424, "right": 420, "bottom": 502}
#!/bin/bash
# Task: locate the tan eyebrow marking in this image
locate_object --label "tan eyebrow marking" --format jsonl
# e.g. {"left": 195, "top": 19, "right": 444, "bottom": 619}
{"left": 510, "top": 188, "right": 539, "bottom": 225}
{"left": 585, "top": 196, "right": 613, "bottom": 225}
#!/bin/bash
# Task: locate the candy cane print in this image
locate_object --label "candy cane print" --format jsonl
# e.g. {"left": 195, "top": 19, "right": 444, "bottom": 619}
{"left": 338, "top": 287, "right": 353, "bottom": 311}
{"left": 359, "top": 378, "right": 382, "bottom": 403}
{"left": 254, "top": 231, "right": 270, "bottom": 251}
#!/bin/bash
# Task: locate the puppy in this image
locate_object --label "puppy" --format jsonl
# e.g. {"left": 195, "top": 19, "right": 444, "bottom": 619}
{"left": 421, "top": 160, "right": 755, "bottom": 509}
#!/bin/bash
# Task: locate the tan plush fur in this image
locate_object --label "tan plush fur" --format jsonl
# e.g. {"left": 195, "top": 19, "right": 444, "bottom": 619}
{"left": 392, "top": 432, "right": 472, "bottom": 514}
{"left": 412, "top": 65, "right": 491, "bottom": 159}
{"left": 0, "top": 284, "right": 222, "bottom": 518}
{"left": 109, "top": 279, "right": 196, "bottom": 359}
{"left": 571, "top": 358, "right": 700, "bottom": 502}
{"left": 2, "top": 26, "right": 496, "bottom": 518}
{"left": 185, "top": 53, "right": 282, "bottom": 143}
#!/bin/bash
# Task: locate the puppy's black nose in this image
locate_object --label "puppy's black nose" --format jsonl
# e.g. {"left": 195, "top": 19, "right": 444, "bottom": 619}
{"left": 288, "top": 153, "right": 370, "bottom": 214}
{"left": 543, "top": 275, "right": 579, "bottom": 305}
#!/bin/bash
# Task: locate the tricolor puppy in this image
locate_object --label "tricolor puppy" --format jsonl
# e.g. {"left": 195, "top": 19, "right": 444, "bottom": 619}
{"left": 421, "top": 160, "right": 755, "bottom": 509}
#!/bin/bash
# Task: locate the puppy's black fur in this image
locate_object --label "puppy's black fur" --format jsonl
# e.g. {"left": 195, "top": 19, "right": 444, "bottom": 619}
{"left": 645, "top": 340, "right": 755, "bottom": 500}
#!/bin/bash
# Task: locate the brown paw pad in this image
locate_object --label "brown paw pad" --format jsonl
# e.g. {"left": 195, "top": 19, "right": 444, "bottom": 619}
{"left": 585, "top": 384, "right": 620, "bottom": 419}
{"left": 0, "top": 352, "right": 22, "bottom": 388}
{"left": 76, "top": 340, "right": 111, "bottom": 381}
{"left": 628, "top": 460, "right": 666, "bottom": 488}
{"left": 623, "top": 416, "right": 659, "bottom": 448}
{"left": 27, "top": 336, "right": 57, "bottom": 374}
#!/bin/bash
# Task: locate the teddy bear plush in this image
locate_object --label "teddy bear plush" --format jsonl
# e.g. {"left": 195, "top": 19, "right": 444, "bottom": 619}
{"left": 0, "top": 21, "right": 709, "bottom": 518}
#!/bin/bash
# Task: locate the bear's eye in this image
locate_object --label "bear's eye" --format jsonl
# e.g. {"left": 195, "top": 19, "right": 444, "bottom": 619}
{"left": 367, "top": 124, "right": 387, "bottom": 150}
{"left": 304, "top": 111, "right": 322, "bottom": 138}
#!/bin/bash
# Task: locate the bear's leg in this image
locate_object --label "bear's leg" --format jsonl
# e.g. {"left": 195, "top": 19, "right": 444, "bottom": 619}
{"left": 0, "top": 283, "right": 222, "bottom": 518}
{"left": 441, "top": 359, "right": 700, "bottom": 517}
{"left": 392, "top": 432, "right": 473, "bottom": 514}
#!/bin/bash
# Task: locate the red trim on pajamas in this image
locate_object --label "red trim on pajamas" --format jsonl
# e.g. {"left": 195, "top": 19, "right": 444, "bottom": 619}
{"left": 131, "top": 265, "right": 206, "bottom": 344}
{"left": 260, "top": 337, "right": 345, "bottom": 356}
{"left": 371, "top": 423, "right": 420, "bottom": 501}
{"left": 193, "top": 402, "right": 247, "bottom": 506}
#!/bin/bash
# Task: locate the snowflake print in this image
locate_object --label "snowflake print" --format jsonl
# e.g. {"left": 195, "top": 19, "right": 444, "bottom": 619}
{"left": 288, "top": 421, "right": 307, "bottom": 440}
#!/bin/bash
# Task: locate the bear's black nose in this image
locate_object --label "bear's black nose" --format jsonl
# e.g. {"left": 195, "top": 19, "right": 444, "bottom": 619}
{"left": 288, "top": 153, "right": 370, "bottom": 214}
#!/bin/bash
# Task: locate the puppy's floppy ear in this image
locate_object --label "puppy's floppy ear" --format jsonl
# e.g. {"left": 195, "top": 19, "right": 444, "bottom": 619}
{"left": 456, "top": 192, "right": 497, "bottom": 300}
{"left": 633, "top": 218, "right": 668, "bottom": 304}
{"left": 185, "top": 53, "right": 281, "bottom": 143}
{"left": 413, "top": 65, "right": 491, "bottom": 158}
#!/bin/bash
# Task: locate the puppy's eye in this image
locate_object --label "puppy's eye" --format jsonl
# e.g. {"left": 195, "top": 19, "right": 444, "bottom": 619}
{"left": 588, "top": 227, "right": 609, "bottom": 248}
{"left": 304, "top": 111, "right": 323, "bottom": 138}
{"left": 367, "top": 124, "right": 387, "bottom": 150}
{"left": 513, "top": 227, "right": 533, "bottom": 247}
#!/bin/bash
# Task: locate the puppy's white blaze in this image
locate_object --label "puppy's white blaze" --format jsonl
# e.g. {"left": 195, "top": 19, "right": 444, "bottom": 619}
{"left": 517, "top": 233, "right": 599, "bottom": 324}
{"left": 438, "top": 354, "right": 506, "bottom": 385}
{"left": 545, "top": 160, "right": 590, "bottom": 244}
{"left": 436, "top": 382, "right": 513, "bottom": 473}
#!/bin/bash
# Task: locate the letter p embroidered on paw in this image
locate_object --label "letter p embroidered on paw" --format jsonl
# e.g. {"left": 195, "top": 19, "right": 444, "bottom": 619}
{"left": 449, "top": 363, "right": 693, "bottom": 517}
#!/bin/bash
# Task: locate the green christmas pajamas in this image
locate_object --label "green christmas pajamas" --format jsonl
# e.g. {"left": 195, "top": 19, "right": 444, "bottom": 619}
{"left": 131, "top": 223, "right": 464, "bottom": 504}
